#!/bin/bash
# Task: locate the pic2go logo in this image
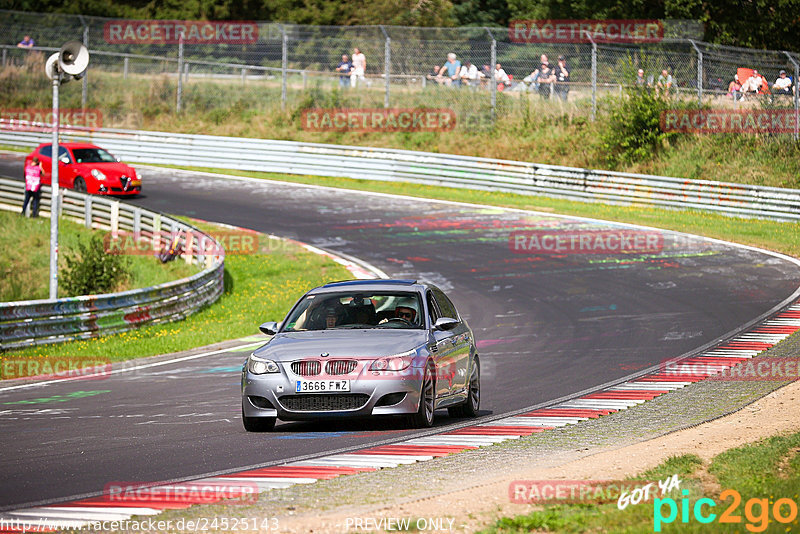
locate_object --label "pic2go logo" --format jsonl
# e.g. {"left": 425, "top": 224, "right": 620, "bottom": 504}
{"left": 654, "top": 489, "right": 799, "bottom": 532}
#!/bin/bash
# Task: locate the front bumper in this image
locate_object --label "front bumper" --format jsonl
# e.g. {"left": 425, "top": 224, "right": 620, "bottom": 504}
{"left": 242, "top": 368, "right": 425, "bottom": 421}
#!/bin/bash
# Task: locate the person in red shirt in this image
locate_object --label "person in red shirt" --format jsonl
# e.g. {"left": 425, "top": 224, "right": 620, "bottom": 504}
{"left": 22, "top": 157, "right": 43, "bottom": 218}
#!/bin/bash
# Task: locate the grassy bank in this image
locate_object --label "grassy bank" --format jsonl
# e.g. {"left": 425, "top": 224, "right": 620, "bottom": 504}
{"left": 0, "top": 221, "right": 353, "bottom": 373}
{"left": 168, "top": 166, "right": 800, "bottom": 259}
{"left": 3, "top": 53, "right": 798, "bottom": 189}
{"left": 0, "top": 210, "right": 194, "bottom": 302}
{"left": 484, "top": 431, "right": 800, "bottom": 533}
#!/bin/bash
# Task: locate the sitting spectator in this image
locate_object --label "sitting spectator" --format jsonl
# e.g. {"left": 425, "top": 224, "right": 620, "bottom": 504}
{"left": 553, "top": 55, "right": 570, "bottom": 101}
{"left": 773, "top": 70, "right": 793, "bottom": 95}
{"left": 17, "top": 35, "right": 34, "bottom": 48}
{"left": 493, "top": 63, "right": 511, "bottom": 89}
{"left": 742, "top": 69, "right": 765, "bottom": 96}
{"left": 335, "top": 54, "right": 352, "bottom": 88}
{"left": 635, "top": 69, "right": 647, "bottom": 87}
{"left": 524, "top": 54, "right": 551, "bottom": 91}
{"left": 459, "top": 61, "right": 481, "bottom": 87}
{"left": 441, "top": 52, "right": 462, "bottom": 87}
{"left": 728, "top": 74, "right": 743, "bottom": 101}
{"left": 426, "top": 64, "right": 445, "bottom": 85}
{"left": 656, "top": 69, "right": 673, "bottom": 96}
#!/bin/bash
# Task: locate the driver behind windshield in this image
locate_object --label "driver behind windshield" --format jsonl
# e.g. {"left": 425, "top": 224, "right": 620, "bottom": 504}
{"left": 391, "top": 296, "right": 420, "bottom": 325}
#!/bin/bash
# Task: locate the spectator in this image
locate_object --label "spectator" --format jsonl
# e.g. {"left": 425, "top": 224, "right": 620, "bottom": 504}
{"left": 524, "top": 54, "right": 551, "bottom": 91}
{"left": 728, "top": 74, "right": 743, "bottom": 101}
{"left": 21, "top": 157, "right": 42, "bottom": 218}
{"left": 553, "top": 55, "right": 570, "bottom": 101}
{"left": 536, "top": 61, "right": 556, "bottom": 98}
{"left": 743, "top": 69, "right": 765, "bottom": 97}
{"left": 426, "top": 64, "right": 445, "bottom": 85}
{"left": 441, "top": 52, "right": 462, "bottom": 87}
{"left": 656, "top": 69, "right": 673, "bottom": 96}
{"left": 635, "top": 68, "right": 647, "bottom": 87}
{"left": 773, "top": 70, "right": 793, "bottom": 95}
{"left": 335, "top": 54, "right": 352, "bottom": 88}
{"left": 480, "top": 64, "right": 492, "bottom": 89}
{"left": 493, "top": 63, "right": 511, "bottom": 89}
{"left": 459, "top": 60, "right": 481, "bottom": 87}
{"left": 350, "top": 47, "right": 366, "bottom": 88}
{"left": 17, "top": 35, "right": 34, "bottom": 48}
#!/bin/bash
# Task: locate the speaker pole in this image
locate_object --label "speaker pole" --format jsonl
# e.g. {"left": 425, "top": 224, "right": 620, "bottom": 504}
{"left": 49, "top": 67, "right": 60, "bottom": 299}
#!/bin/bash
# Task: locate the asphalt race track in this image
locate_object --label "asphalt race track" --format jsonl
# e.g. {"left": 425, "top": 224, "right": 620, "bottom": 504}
{"left": 1, "top": 153, "right": 799, "bottom": 510}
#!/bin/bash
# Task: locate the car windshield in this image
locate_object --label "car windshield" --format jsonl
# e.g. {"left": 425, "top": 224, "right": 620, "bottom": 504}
{"left": 72, "top": 148, "right": 117, "bottom": 163}
{"left": 283, "top": 291, "right": 424, "bottom": 331}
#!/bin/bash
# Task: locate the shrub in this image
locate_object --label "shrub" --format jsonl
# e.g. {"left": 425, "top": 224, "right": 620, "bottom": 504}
{"left": 62, "top": 233, "right": 131, "bottom": 296}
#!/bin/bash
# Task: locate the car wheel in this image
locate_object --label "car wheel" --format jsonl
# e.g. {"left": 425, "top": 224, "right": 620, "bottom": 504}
{"left": 241, "top": 399, "right": 276, "bottom": 432}
{"left": 448, "top": 357, "right": 480, "bottom": 418}
{"left": 409, "top": 364, "right": 435, "bottom": 428}
{"left": 74, "top": 177, "right": 87, "bottom": 193}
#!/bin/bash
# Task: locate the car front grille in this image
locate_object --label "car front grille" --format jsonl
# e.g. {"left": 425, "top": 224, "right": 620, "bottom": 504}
{"left": 278, "top": 394, "right": 369, "bottom": 411}
{"left": 325, "top": 359, "right": 358, "bottom": 375}
{"left": 291, "top": 360, "right": 321, "bottom": 376}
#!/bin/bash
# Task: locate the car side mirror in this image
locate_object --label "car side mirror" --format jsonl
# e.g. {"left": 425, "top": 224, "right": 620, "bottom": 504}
{"left": 259, "top": 321, "right": 279, "bottom": 335}
{"left": 434, "top": 317, "right": 459, "bottom": 331}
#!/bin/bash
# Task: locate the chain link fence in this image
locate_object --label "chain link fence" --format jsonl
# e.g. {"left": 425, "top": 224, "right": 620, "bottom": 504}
{"left": 1, "top": 10, "right": 798, "bottom": 138}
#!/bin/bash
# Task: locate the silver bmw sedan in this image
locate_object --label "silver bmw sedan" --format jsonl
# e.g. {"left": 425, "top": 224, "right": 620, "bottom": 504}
{"left": 241, "top": 279, "right": 480, "bottom": 431}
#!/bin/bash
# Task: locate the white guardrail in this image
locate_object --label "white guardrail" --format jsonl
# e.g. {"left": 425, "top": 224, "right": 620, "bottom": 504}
{"left": 2, "top": 124, "right": 799, "bottom": 221}
{"left": 0, "top": 177, "right": 224, "bottom": 350}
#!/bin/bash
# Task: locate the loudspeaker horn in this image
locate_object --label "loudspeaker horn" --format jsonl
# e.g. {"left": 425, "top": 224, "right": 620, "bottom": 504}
{"left": 44, "top": 53, "right": 60, "bottom": 81}
{"left": 58, "top": 41, "right": 89, "bottom": 77}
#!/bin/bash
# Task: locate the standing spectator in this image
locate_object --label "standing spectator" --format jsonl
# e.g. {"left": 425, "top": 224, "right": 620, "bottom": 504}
{"left": 22, "top": 157, "right": 42, "bottom": 218}
{"left": 441, "top": 53, "right": 462, "bottom": 87}
{"left": 17, "top": 35, "right": 34, "bottom": 48}
{"left": 350, "top": 47, "right": 366, "bottom": 88}
{"left": 335, "top": 54, "right": 352, "bottom": 88}
{"left": 656, "top": 69, "right": 673, "bottom": 96}
{"left": 553, "top": 55, "right": 570, "bottom": 101}
{"left": 536, "top": 61, "right": 555, "bottom": 98}
{"left": 728, "top": 74, "right": 743, "bottom": 101}
{"left": 493, "top": 63, "right": 511, "bottom": 89}
{"left": 524, "top": 54, "right": 551, "bottom": 91}
{"left": 459, "top": 60, "right": 480, "bottom": 87}
{"left": 773, "top": 70, "right": 793, "bottom": 95}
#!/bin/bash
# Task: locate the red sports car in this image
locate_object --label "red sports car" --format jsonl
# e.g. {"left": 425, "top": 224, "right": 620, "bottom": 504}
{"left": 25, "top": 142, "right": 141, "bottom": 195}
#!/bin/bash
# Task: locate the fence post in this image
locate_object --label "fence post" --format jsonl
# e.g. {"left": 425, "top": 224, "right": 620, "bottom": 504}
{"left": 123, "top": 56, "right": 129, "bottom": 79}
{"left": 589, "top": 34, "right": 597, "bottom": 121}
{"left": 80, "top": 18, "right": 88, "bottom": 110}
{"left": 485, "top": 28, "right": 496, "bottom": 121}
{"left": 177, "top": 36, "right": 184, "bottom": 113}
{"left": 783, "top": 51, "right": 799, "bottom": 141}
{"left": 689, "top": 40, "right": 703, "bottom": 105}
{"left": 281, "top": 25, "right": 288, "bottom": 110}
{"left": 2, "top": 48, "right": 6, "bottom": 66}
{"left": 241, "top": 67, "right": 246, "bottom": 87}
{"left": 380, "top": 26, "right": 390, "bottom": 108}
{"left": 84, "top": 196, "right": 92, "bottom": 229}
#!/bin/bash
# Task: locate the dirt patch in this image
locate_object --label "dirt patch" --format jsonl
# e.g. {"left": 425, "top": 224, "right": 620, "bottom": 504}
{"left": 276, "top": 378, "right": 800, "bottom": 533}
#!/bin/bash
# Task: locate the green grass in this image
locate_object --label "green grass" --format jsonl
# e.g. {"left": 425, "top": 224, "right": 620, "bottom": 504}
{"left": 0, "top": 210, "right": 194, "bottom": 301}
{"left": 168, "top": 165, "right": 800, "bottom": 259}
{"left": 1, "top": 222, "right": 353, "bottom": 374}
{"left": 482, "top": 433, "right": 800, "bottom": 533}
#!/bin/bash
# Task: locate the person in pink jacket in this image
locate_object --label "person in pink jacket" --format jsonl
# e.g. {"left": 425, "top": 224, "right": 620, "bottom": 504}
{"left": 22, "top": 157, "right": 43, "bottom": 218}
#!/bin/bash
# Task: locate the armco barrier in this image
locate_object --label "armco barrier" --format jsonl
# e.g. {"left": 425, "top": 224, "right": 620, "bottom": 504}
{"left": 1, "top": 124, "right": 799, "bottom": 221}
{"left": 0, "top": 178, "right": 224, "bottom": 350}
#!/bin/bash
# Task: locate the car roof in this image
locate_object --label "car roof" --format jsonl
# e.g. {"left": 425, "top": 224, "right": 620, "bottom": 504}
{"left": 37, "top": 142, "right": 101, "bottom": 150}
{"left": 312, "top": 279, "right": 425, "bottom": 294}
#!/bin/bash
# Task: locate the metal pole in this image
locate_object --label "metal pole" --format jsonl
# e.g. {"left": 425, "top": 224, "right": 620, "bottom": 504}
{"left": 123, "top": 56, "right": 128, "bottom": 79}
{"left": 49, "top": 75, "right": 60, "bottom": 299}
{"left": 241, "top": 67, "right": 246, "bottom": 87}
{"left": 81, "top": 21, "right": 88, "bottom": 110}
{"left": 177, "top": 36, "right": 183, "bottom": 112}
{"left": 590, "top": 37, "right": 597, "bottom": 121}
{"left": 783, "top": 51, "right": 799, "bottom": 141}
{"left": 689, "top": 40, "right": 702, "bottom": 105}
{"left": 281, "top": 26, "right": 287, "bottom": 110}
{"left": 380, "top": 26, "right": 390, "bottom": 108}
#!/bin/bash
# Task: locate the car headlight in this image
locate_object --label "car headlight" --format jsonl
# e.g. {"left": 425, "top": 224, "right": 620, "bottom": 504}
{"left": 91, "top": 169, "right": 106, "bottom": 181}
{"left": 370, "top": 350, "right": 415, "bottom": 371}
{"left": 248, "top": 354, "right": 280, "bottom": 375}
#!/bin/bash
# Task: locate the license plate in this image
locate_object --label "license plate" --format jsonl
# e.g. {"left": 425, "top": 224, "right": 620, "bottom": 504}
{"left": 295, "top": 379, "right": 350, "bottom": 393}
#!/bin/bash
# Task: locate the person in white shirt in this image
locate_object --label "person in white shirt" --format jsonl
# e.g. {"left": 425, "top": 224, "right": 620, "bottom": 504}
{"left": 494, "top": 63, "right": 510, "bottom": 88}
{"left": 350, "top": 47, "right": 367, "bottom": 88}
{"left": 459, "top": 61, "right": 480, "bottom": 87}
{"left": 773, "top": 70, "right": 793, "bottom": 95}
{"left": 743, "top": 69, "right": 764, "bottom": 96}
